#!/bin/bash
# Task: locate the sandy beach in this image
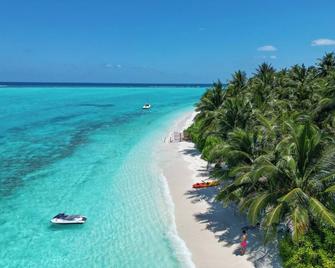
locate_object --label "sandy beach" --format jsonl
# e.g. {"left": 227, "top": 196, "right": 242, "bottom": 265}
{"left": 159, "top": 111, "right": 281, "bottom": 268}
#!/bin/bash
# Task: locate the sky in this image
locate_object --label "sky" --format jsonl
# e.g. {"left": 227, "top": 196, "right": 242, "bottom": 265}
{"left": 0, "top": 0, "right": 335, "bottom": 83}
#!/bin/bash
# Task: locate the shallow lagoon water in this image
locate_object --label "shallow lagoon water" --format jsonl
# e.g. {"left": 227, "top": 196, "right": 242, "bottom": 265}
{"left": 0, "top": 86, "right": 205, "bottom": 267}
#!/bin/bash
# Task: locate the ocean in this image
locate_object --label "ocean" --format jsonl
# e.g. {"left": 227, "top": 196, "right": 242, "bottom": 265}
{"left": 0, "top": 86, "right": 205, "bottom": 268}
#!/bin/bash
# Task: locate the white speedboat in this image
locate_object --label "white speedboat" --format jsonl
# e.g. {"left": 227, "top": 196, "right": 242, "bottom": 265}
{"left": 142, "top": 104, "right": 151, "bottom": 109}
{"left": 51, "top": 213, "right": 87, "bottom": 224}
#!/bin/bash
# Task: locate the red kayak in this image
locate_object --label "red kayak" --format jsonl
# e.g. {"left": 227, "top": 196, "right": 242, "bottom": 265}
{"left": 192, "top": 180, "right": 220, "bottom": 189}
{"left": 193, "top": 182, "right": 209, "bottom": 188}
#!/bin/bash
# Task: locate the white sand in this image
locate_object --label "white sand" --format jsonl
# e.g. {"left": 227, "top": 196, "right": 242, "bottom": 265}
{"left": 158, "top": 111, "right": 281, "bottom": 268}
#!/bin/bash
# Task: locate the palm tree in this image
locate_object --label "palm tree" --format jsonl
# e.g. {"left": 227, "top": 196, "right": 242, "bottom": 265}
{"left": 218, "top": 122, "right": 335, "bottom": 242}
{"left": 313, "top": 71, "right": 335, "bottom": 126}
{"left": 286, "top": 64, "right": 319, "bottom": 110}
{"left": 226, "top": 70, "right": 247, "bottom": 96}
{"left": 192, "top": 81, "right": 226, "bottom": 149}
{"left": 196, "top": 80, "right": 225, "bottom": 116}
{"left": 248, "top": 63, "right": 276, "bottom": 111}
{"left": 317, "top": 52, "right": 335, "bottom": 77}
{"left": 216, "top": 96, "right": 252, "bottom": 136}
{"left": 254, "top": 63, "right": 276, "bottom": 86}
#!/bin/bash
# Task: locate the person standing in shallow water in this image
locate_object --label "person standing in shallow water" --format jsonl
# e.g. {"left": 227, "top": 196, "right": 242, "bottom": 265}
{"left": 240, "top": 230, "right": 248, "bottom": 255}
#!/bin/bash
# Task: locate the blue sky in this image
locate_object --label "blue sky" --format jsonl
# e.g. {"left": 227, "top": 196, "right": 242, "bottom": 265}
{"left": 0, "top": 0, "right": 335, "bottom": 83}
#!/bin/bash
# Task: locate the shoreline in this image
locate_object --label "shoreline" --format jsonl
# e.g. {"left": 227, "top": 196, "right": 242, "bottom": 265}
{"left": 158, "top": 111, "right": 281, "bottom": 268}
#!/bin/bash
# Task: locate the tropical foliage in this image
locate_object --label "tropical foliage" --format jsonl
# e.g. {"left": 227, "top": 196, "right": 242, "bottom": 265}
{"left": 187, "top": 52, "right": 335, "bottom": 265}
{"left": 279, "top": 225, "right": 335, "bottom": 268}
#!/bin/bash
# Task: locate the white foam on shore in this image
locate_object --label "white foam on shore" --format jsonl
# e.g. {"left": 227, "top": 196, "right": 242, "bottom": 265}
{"left": 158, "top": 172, "right": 195, "bottom": 268}
{"left": 149, "top": 110, "right": 196, "bottom": 268}
{"left": 158, "top": 111, "right": 198, "bottom": 268}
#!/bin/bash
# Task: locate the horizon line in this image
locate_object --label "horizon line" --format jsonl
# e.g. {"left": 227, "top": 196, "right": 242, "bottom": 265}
{"left": 0, "top": 81, "right": 212, "bottom": 88}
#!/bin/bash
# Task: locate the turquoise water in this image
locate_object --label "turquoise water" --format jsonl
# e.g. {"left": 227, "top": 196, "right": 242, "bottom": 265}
{"left": 0, "top": 86, "right": 205, "bottom": 268}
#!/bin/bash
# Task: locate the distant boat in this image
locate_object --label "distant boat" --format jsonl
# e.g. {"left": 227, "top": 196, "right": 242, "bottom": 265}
{"left": 51, "top": 213, "right": 87, "bottom": 224}
{"left": 142, "top": 104, "right": 151, "bottom": 109}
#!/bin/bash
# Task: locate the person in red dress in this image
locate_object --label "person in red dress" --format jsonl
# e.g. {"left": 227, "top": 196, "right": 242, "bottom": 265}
{"left": 240, "top": 230, "right": 247, "bottom": 255}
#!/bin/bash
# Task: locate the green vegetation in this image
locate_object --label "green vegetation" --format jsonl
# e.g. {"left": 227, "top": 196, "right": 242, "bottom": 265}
{"left": 187, "top": 52, "right": 335, "bottom": 266}
{"left": 279, "top": 225, "right": 335, "bottom": 268}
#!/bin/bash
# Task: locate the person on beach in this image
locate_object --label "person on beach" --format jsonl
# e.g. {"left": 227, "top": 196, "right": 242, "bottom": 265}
{"left": 240, "top": 230, "right": 247, "bottom": 255}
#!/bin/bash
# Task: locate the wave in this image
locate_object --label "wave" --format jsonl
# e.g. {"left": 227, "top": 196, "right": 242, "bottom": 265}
{"left": 158, "top": 173, "right": 195, "bottom": 268}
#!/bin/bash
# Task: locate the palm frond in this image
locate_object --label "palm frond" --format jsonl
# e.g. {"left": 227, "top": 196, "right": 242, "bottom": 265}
{"left": 309, "top": 197, "right": 335, "bottom": 228}
{"left": 325, "top": 185, "right": 335, "bottom": 193}
{"left": 278, "top": 188, "right": 308, "bottom": 203}
{"left": 248, "top": 193, "right": 271, "bottom": 225}
{"left": 264, "top": 203, "right": 283, "bottom": 226}
{"left": 291, "top": 206, "right": 309, "bottom": 242}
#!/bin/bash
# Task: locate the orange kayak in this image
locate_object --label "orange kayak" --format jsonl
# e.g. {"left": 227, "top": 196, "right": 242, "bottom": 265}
{"left": 192, "top": 180, "right": 219, "bottom": 188}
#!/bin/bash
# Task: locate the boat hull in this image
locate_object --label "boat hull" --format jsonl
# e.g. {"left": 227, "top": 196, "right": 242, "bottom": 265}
{"left": 51, "top": 216, "right": 87, "bottom": 224}
{"left": 142, "top": 104, "right": 151, "bottom": 109}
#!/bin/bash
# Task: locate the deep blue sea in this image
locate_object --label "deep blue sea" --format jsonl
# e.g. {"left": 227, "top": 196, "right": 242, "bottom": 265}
{"left": 0, "top": 86, "right": 205, "bottom": 268}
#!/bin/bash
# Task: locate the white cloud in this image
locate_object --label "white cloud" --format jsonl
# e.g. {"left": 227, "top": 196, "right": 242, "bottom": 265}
{"left": 311, "top": 38, "right": 335, "bottom": 46}
{"left": 269, "top": 55, "right": 277, "bottom": 59}
{"left": 257, "top": 45, "right": 277, "bottom": 51}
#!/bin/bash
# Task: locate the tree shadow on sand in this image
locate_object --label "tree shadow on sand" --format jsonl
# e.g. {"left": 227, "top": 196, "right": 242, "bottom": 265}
{"left": 185, "top": 185, "right": 282, "bottom": 268}
{"left": 180, "top": 147, "right": 200, "bottom": 157}
{"left": 179, "top": 142, "right": 281, "bottom": 266}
